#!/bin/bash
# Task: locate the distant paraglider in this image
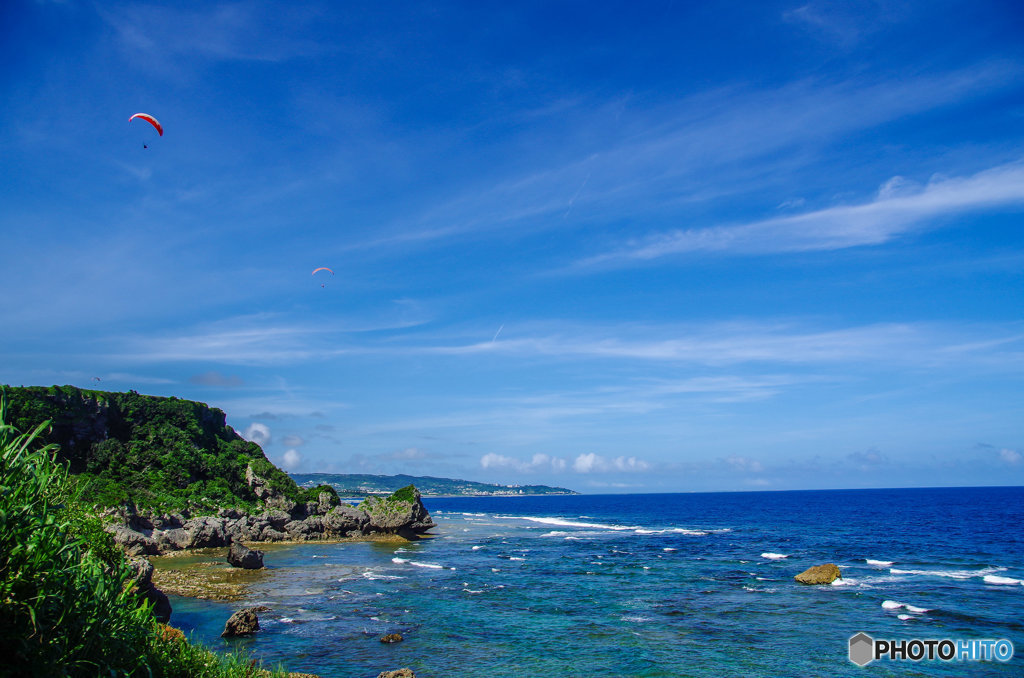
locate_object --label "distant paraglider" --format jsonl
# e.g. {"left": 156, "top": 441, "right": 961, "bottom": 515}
{"left": 130, "top": 113, "right": 162, "bottom": 148}
{"left": 312, "top": 267, "right": 334, "bottom": 288}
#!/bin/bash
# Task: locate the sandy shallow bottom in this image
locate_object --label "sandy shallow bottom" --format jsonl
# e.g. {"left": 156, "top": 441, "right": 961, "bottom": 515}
{"left": 151, "top": 536, "right": 414, "bottom": 600}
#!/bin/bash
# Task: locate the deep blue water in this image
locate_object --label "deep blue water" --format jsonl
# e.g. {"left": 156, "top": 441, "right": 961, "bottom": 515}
{"left": 168, "top": 487, "right": 1024, "bottom": 677}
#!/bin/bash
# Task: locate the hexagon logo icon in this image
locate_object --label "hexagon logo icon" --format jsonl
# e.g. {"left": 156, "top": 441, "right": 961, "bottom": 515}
{"left": 849, "top": 632, "right": 875, "bottom": 666}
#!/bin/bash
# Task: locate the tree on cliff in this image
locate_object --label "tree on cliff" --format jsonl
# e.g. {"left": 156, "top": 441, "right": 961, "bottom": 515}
{"left": 1, "top": 385, "right": 336, "bottom": 512}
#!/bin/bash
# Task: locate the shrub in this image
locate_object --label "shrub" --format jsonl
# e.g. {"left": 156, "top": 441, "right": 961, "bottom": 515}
{"left": 0, "top": 399, "right": 288, "bottom": 677}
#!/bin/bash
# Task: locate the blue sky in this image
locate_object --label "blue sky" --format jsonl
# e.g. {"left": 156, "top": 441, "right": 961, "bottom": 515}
{"left": 2, "top": 0, "right": 1023, "bottom": 492}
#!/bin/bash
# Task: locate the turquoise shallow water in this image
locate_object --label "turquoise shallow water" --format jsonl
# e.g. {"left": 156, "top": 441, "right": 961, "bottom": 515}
{"left": 169, "top": 487, "right": 1024, "bottom": 677}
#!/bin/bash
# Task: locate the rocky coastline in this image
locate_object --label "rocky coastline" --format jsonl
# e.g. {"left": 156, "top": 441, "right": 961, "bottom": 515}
{"left": 105, "top": 465, "right": 436, "bottom": 558}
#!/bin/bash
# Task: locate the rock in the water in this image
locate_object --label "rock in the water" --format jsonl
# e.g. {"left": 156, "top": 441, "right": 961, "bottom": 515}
{"left": 362, "top": 486, "right": 435, "bottom": 535}
{"left": 227, "top": 541, "right": 264, "bottom": 569}
{"left": 794, "top": 563, "right": 842, "bottom": 585}
{"left": 380, "top": 633, "right": 404, "bottom": 643}
{"left": 222, "top": 608, "right": 261, "bottom": 637}
{"left": 127, "top": 556, "right": 172, "bottom": 622}
{"left": 377, "top": 670, "right": 416, "bottom": 678}
{"left": 323, "top": 504, "right": 369, "bottom": 536}
{"left": 145, "top": 584, "right": 173, "bottom": 623}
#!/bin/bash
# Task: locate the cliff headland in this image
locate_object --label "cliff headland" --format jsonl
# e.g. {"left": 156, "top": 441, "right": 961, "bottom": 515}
{"left": 3, "top": 385, "right": 436, "bottom": 555}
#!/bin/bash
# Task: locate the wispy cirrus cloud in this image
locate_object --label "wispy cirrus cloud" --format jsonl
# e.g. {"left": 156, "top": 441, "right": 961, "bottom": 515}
{"left": 344, "top": 62, "right": 1021, "bottom": 252}
{"left": 112, "top": 312, "right": 428, "bottom": 365}
{"left": 98, "top": 1, "right": 330, "bottom": 64}
{"left": 419, "top": 320, "right": 1024, "bottom": 370}
{"left": 577, "top": 160, "right": 1024, "bottom": 266}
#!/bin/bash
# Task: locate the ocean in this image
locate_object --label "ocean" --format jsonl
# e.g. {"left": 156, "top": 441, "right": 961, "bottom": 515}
{"left": 168, "top": 487, "right": 1024, "bottom": 677}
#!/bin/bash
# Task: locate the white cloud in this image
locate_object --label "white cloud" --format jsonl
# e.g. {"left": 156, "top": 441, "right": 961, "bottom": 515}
{"left": 532, "top": 453, "right": 567, "bottom": 471}
{"left": 999, "top": 448, "right": 1022, "bottom": 465}
{"left": 573, "top": 453, "right": 599, "bottom": 473}
{"left": 281, "top": 449, "right": 302, "bottom": 470}
{"left": 391, "top": 447, "right": 428, "bottom": 460}
{"left": 481, "top": 452, "right": 570, "bottom": 472}
{"left": 281, "top": 435, "right": 305, "bottom": 447}
{"left": 725, "top": 456, "right": 764, "bottom": 473}
{"left": 574, "top": 453, "right": 650, "bottom": 473}
{"left": 480, "top": 453, "right": 520, "bottom": 469}
{"left": 613, "top": 456, "right": 650, "bottom": 472}
{"left": 424, "top": 320, "right": 1024, "bottom": 369}
{"left": 242, "top": 422, "right": 271, "bottom": 446}
{"left": 580, "top": 161, "right": 1024, "bottom": 265}
{"left": 342, "top": 63, "right": 1020, "bottom": 255}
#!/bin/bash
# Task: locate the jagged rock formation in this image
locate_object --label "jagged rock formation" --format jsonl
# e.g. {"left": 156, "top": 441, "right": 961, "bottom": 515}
{"left": 361, "top": 486, "right": 436, "bottom": 538}
{"left": 377, "top": 670, "right": 416, "bottom": 678}
{"left": 794, "top": 563, "right": 842, "bottom": 585}
{"left": 222, "top": 608, "right": 261, "bottom": 637}
{"left": 127, "top": 556, "right": 172, "bottom": 622}
{"left": 227, "top": 541, "right": 264, "bottom": 569}
{"left": 104, "top": 472, "right": 435, "bottom": 555}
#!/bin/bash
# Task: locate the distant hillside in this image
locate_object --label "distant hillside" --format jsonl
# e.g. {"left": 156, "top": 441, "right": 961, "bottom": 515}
{"left": 2, "top": 385, "right": 334, "bottom": 511}
{"left": 291, "top": 472, "right": 578, "bottom": 497}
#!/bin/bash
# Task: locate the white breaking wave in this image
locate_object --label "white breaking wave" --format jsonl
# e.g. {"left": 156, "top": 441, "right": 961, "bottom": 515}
{"left": 621, "top": 615, "right": 654, "bottom": 623}
{"left": 890, "top": 566, "right": 1005, "bottom": 580}
{"left": 634, "top": 527, "right": 709, "bottom": 536}
{"left": 761, "top": 553, "right": 789, "bottom": 560}
{"left": 361, "top": 571, "right": 403, "bottom": 581}
{"left": 541, "top": 531, "right": 571, "bottom": 537}
{"left": 983, "top": 574, "right": 1023, "bottom": 586}
{"left": 392, "top": 557, "right": 408, "bottom": 564}
{"left": 471, "top": 545, "right": 484, "bottom": 550}
{"left": 501, "top": 515, "right": 639, "bottom": 531}
{"left": 866, "top": 559, "right": 894, "bottom": 567}
{"left": 882, "top": 600, "right": 929, "bottom": 613}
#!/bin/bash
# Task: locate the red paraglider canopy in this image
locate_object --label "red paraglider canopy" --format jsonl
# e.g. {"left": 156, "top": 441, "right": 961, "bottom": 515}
{"left": 130, "top": 113, "right": 163, "bottom": 136}
{"left": 311, "top": 267, "right": 334, "bottom": 276}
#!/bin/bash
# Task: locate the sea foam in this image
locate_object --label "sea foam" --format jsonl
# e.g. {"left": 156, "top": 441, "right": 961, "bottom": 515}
{"left": 761, "top": 553, "right": 788, "bottom": 560}
{"left": 865, "top": 559, "right": 893, "bottom": 567}
{"left": 983, "top": 574, "right": 1023, "bottom": 586}
{"left": 500, "top": 515, "right": 637, "bottom": 531}
{"left": 882, "top": 600, "right": 929, "bottom": 613}
{"left": 890, "top": 566, "right": 1004, "bottom": 580}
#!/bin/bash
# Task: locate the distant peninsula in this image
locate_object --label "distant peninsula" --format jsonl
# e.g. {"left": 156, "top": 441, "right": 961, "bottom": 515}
{"left": 291, "top": 472, "right": 579, "bottom": 497}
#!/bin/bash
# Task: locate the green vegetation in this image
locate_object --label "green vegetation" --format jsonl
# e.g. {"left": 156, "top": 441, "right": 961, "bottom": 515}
{"left": 390, "top": 484, "right": 418, "bottom": 504}
{"left": 0, "top": 398, "right": 288, "bottom": 677}
{"left": 2, "top": 385, "right": 337, "bottom": 513}
{"left": 357, "top": 483, "right": 417, "bottom": 515}
{"left": 293, "top": 472, "right": 579, "bottom": 496}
